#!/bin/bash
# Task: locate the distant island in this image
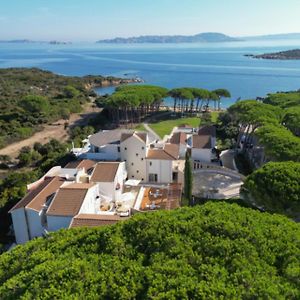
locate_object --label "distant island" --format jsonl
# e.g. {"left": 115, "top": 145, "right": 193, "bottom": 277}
{"left": 97, "top": 32, "right": 241, "bottom": 44}
{"left": 0, "top": 39, "right": 72, "bottom": 45}
{"left": 243, "top": 33, "right": 300, "bottom": 41}
{"left": 245, "top": 49, "right": 300, "bottom": 60}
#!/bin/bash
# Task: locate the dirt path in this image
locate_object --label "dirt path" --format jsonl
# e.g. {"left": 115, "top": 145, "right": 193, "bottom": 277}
{"left": 0, "top": 103, "right": 101, "bottom": 159}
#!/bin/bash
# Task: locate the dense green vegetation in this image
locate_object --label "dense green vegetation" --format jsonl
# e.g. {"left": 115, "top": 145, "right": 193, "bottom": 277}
{"left": 168, "top": 87, "right": 230, "bottom": 113}
{"left": 224, "top": 97, "right": 300, "bottom": 162}
{"left": 0, "top": 202, "right": 299, "bottom": 299}
{"left": 256, "top": 124, "right": 300, "bottom": 161}
{"left": 243, "top": 162, "right": 300, "bottom": 217}
{"left": 0, "top": 68, "right": 125, "bottom": 148}
{"left": 105, "top": 85, "right": 168, "bottom": 126}
{"left": 264, "top": 92, "right": 300, "bottom": 108}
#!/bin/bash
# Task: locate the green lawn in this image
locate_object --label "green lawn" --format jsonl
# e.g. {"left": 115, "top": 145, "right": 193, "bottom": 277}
{"left": 211, "top": 111, "right": 221, "bottom": 123}
{"left": 149, "top": 117, "right": 200, "bottom": 138}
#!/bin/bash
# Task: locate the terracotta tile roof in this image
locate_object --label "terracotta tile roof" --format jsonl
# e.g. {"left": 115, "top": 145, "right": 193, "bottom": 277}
{"left": 46, "top": 183, "right": 95, "bottom": 217}
{"left": 64, "top": 159, "right": 96, "bottom": 171}
{"left": 178, "top": 124, "right": 193, "bottom": 129}
{"left": 9, "top": 177, "right": 65, "bottom": 213}
{"left": 147, "top": 149, "right": 174, "bottom": 160}
{"left": 164, "top": 144, "right": 180, "bottom": 159}
{"left": 198, "top": 125, "right": 216, "bottom": 138}
{"left": 170, "top": 132, "right": 187, "bottom": 145}
{"left": 146, "top": 144, "right": 179, "bottom": 160}
{"left": 90, "top": 162, "right": 120, "bottom": 182}
{"left": 121, "top": 131, "right": 147, "bottom": 143}
{"left": 70, "top": 214, "right": 128, "bottom": 228}
{"left": 192, "top": 135, "right": 212, "bottom": 149}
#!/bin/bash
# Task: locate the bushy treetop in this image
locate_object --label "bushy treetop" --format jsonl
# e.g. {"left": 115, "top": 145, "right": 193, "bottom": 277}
{"left": 0, "top": 202, "right": 299, "bottom": 299}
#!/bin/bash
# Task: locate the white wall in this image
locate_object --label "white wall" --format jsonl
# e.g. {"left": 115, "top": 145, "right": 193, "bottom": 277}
{"left": 121, "top": 136, "right": 147, "bottom": 182}
{"left": 27, "top": 209, "right": 44, "bottom": 240}
{"left": 11, "top": 209, "right": 29, "bottom": 244}
{"left": 78, "top": 185, "right": 99, "bottom": 214}
{"left": 146, "top": 159, "right": 173, "bottom": 183}
{"left": 191, "top": 149, "right": 212, "bottom": 163}
{"left": 179, "top": 144, "right": 187, "bottom": 158}
{"left": 47, "top": 215, "right": 73, "bottom": 232}
{"left": 89, "top": 144, "right": 120, "bottom": 161}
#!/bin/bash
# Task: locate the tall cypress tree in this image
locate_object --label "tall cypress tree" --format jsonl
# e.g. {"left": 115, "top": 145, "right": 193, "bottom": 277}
{"left": 184, "top": 151, "right": 193, "bottom": 206}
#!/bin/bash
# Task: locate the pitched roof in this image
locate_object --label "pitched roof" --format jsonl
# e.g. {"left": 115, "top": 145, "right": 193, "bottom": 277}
{"left": 70, "top": 214, "right": 128, "bottom": 228}
{"left": 46, "top": 183, "right": 95, "bottom": 217}
{"left": 192, "top": 135, "right": 212, "bottom": 149}
{"left": 9, "top": 177, "right": 65, "bottom": 213}
{"left": 147, "top": 144, "right": 179, "bottom": 160}
{"left": 90, "top": 162, "right": 120, "bottom": 182}
{"left": 170, "top": 132, "right": 187, "bottom": 145}
{"left": 164, "top": 144, "right": 180, "bottom": 159}
{"left": 121, "top": 131, "right": 147, "bottom": 143}
{"left": 198, "top": 125, "right": 216, "bottom": 138}
{"left": 89, "top": 129, "right": 122, "bottom": 147}
{"left": 64, "top": 159, "right": 96, "bottom": 171}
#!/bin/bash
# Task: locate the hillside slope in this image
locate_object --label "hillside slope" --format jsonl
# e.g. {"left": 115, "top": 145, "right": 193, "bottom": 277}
{"left": 0, "top": 202, "right": 299, "bottom": 299}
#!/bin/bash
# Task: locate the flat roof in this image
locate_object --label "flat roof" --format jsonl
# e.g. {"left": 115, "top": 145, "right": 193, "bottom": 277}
{"left": 70, "top": 214, "right": 128, "bottom": 228}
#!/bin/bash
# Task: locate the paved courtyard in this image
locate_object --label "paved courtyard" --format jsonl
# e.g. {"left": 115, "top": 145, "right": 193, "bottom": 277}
{"left": 192, "top": 170, "right": 243, "bottom": 199}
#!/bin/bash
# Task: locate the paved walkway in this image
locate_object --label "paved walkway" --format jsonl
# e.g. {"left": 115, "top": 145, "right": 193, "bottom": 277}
{"left": 143, "top": 123, "right": 161, "bottom": 142}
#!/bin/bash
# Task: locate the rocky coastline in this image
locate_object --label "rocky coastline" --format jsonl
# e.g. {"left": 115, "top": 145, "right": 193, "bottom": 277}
{"left": 245, "top": 49, "right": 300, "bottom": 60}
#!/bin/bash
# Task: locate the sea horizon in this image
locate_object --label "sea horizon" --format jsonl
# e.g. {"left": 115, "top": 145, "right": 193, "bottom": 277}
{"left": 1, "top": 39, "right": 300, "bottom": 108}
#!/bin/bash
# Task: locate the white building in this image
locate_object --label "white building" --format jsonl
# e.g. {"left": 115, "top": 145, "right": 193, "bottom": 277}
{"left": 90, "top": 162, "right": 127, "bottom": 202}
{"left": 120, "top": 131, "right": 148, "bottom": 182}
{"left": 46, "top": 182, "right": 99, "bottom": 231}
{"left": 190, "top": 126, "right": 217, "bottom": 163}
{"left": 74, "top": 129, "right": 123, "bottom": 161}
{"left": 146, "top": 144, "right": 184, "bottom": 184}
{"left": 9, "top": 176, "right": 66, "bottom": 244}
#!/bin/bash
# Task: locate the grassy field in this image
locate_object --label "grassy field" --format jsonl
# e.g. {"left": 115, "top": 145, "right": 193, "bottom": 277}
{"left": 149, "top": 117, "right": 201, "bottom": 138}
{"left": 211, "top": 111, "right": 221, "bottom": 123}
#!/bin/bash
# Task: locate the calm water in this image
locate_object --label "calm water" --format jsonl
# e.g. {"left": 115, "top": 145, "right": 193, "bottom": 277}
{"left": 1, "top": 40, "right": 300, "bottom": 107}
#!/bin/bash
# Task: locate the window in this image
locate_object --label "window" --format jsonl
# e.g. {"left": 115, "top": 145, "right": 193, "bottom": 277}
{"left": 149, "top": 162, "right": 152, "bottom": 166}
{"left": 172, "top": 172, "right": 178, "bottom": 182}
{"left": 131, "top": 163, "right": 134, "bottom": 166}
{"left": 142, "top": 178, "right": 144, "bottom": 181}
{"left": 117, "top": 146, "right": 120, "bottom": 152}
{"left": 149, "top": 173, "right": 158, "bottom": 182}
{"left": 142, "top": 146, "right": 145, "bottom": 150}
{"left": 124, "top": 147, "right": 127, "bottom": 150}
{"left": 137, "top": 170, "right": 139, "bottom": 173}
{"left": 136, "top": 153, "right": 138, "bottom": 157}
{"left": 141, "top": 158, "right": 144, "bottom": 161}
{"left": 132, "top": 175, "right": 135, "bottom": 178}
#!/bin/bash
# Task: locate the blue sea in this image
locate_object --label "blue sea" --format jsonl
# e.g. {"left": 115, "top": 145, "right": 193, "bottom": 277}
{"left": 1, "top": 40, "right": 300, "bottom": 107}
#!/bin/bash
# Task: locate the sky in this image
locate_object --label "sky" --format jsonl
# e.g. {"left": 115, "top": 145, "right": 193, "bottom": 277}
{"left": 0, "top": 0, "right": 300, "bottom": 41}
